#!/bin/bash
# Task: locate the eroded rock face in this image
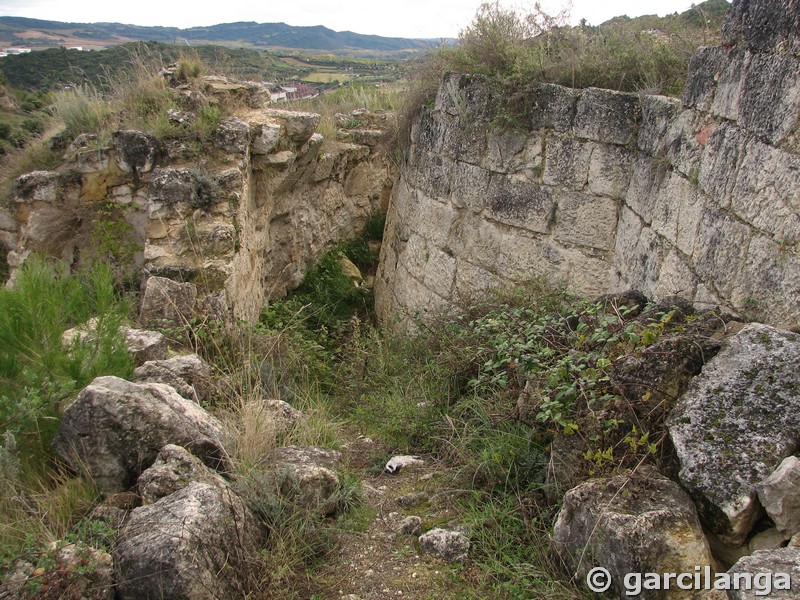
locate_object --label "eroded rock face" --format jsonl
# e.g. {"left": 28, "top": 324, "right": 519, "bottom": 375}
{"left": 722, "top": 0, "right": 800, "bottom": 56}
{"left": 52, "top": 376, "right": 228, "bottom": 493}
{"left": 552, "top": 471, "right": 714, "bottom": 600}
{"left": 137, "top": 444, "right": 227, "bottom": 504}
{"left": 133, "top": 353, "right": 212, "bottom": 403}
{"left": 757, "top": 456, "right": 800, "bottom": 538}
{"left": 666, "top": 324, "right": 800, "bottom": 546}
{"left": 112, "top": 130, "right": 160, "bottom": 180}
{"left": 115, "top": 480, "right": 263, "bottom": 600}
{"left": 727, "top": 548, "right": 800, "bottom": 599}
{"left": 139, "top": 275, "right": 198, "bottom": 328}
{"left": 264, "top": 445, "right": 342, "bottom": 515}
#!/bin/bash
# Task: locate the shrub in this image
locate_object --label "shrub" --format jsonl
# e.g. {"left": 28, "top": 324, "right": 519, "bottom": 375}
{"left": 0, "top": 259, "right": 132, "bottom": 457}
{"left": 402, "top": 0, "right": 727, "bottom": 137}
{"left": 50, "top": 85, "right": 113, "bottom": 139}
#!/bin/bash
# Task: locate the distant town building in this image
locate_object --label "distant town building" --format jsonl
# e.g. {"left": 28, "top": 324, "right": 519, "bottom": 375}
{"left": 268, "top": 83, "right": 319, "bottom": 103}
{"left": 3, "top": 48, "right": 31, "bottom": 55}
{"left": 67, "top": 46, "right": 84, "bottom": 51}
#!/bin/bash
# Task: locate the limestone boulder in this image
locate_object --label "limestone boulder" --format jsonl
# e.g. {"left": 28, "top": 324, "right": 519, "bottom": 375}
{"left": 111, "top": 130, "right": 160, "bottom": 180}
{"left": 61, "top": 318, "right": 167, "bottom": 366}
{"left": 264, "top": 446, "right": 342, "bottom": 515}
{"left": 251, "top": 122, "right": 281, "bottom": 155}
{"left": 552, "top": 471, "right": 714, "bottom": 600}
{"left": 419, "top": 528, "right": 470, "bottom": 562}
{"left": 137, "top": 444, "right": 227, "bottom": 504}
{"left": 121, "top": 327, "right": 168, "bottom": 365}
{"left": 146, "top": 168, "right": 195, "bottom": 217}
{"left": 213, "top": 117, "right": 251, "bottom": 154}
{"left": 263, "top": 109, "right": 320, "bottom": 145}
{"left": 133, "top": 353, "right": 212, "bottom": 404}
{"left": 52, "top": 376, "right": 228, "bottom": 493}
{"left": 757, "top": 456, "right": 800, "bottom": 538}
{"left": 139, "top": 275, "right": 197, "bottom": 328}
{"left": 727, "top": 548, "right": 800, "bottom": 599}
{"left": 115, "top": 480, "right": 263, "bottom": 600}
{"left": 666, "top": 324, "right": 800, "bottom": 546}
{"left": 12, "top": 170, "right": 59, "bottom": 203}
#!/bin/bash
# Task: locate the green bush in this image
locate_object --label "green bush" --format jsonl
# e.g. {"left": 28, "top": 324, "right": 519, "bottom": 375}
{"left": 0, "top": 259, "right": 132, "bottom": 459}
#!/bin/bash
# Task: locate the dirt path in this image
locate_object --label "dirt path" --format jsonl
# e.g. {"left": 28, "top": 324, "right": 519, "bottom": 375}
{"left": 307, "top": 431, "right": 476, "bottom": 600}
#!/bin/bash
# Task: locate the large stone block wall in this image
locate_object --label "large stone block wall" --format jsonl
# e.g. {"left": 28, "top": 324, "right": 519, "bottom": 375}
{"left": 375, "top": 5, "right": 800, "bottom": 329}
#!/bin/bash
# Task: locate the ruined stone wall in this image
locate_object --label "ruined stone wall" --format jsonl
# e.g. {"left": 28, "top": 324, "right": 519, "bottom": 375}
{"left": 375, "top": 1, "right": 800, "bottom": 329}
{"left": 3, "top": 99, "right": 394, "bottom": 323}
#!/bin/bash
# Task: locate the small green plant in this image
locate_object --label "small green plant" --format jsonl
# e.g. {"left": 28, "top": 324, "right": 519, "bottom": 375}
{"left": 189, "top": 170, "right": 222, "bottom": 211}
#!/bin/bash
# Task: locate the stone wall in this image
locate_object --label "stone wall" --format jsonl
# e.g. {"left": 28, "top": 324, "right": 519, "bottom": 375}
{"left": 3, "top": 92, "right": 394, "bottom": 323}
{"left": 375, "top": 0, "right": 800, "bottom": 330}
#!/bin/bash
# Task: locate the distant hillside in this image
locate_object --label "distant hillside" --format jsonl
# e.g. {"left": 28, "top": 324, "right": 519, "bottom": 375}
{"left": 0, "top": 17, "right": 440, "bottom": 53}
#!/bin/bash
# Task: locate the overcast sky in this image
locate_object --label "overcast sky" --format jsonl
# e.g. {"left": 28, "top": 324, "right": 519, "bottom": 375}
{"left": 0, "top": 1, "right": 721, "bottom": 39}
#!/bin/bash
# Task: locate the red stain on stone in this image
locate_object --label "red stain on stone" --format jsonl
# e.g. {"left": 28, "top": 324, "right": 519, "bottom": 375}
{"left": 696, "top": 123, "right": 715, "bottom": 146}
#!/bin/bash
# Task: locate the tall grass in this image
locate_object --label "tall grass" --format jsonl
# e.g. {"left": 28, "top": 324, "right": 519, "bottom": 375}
{"left": 50, "top": 86, "right": 114, "bottom": 141}
{"left": 288, "top": 83, "right": 400, "bottom": 141}
{"left": 0, "top": 258, "right": 132, "bottom": 568}
{"left": 0, "top": 259, "right": 132, "bottom": 459}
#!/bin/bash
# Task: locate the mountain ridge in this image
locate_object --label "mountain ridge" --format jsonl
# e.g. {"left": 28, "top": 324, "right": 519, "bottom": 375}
{"left": 0, "top": 16, "right": 445, "bottom": 52}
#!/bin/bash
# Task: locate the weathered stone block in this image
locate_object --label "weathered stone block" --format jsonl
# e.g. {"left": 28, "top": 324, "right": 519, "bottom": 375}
{"left": 421, "top": 248, "right": 457, "bottom": 296}
{"left": 213, "top": 117, "right": 251, "bottom": 154}
{"left": 13, "top": 170, "right": 59, "bottom": 203}
{"left": 730, "top": 139, "right": 800, "bottom": 242}
{"left": 726, "top": 548, "right": 800, "bottom": 599}
{"left": 738, "top": 53, "right": 800, "bottom": 144}
{"left": 682, "top": 46, "right": 730, "bottom": 110}
{"left": 553, "top": 191, "right": 618, "bottom": 251}
{"left": 265, "top": 446, "right": 342, "bottom": 515}
{"left": 611, "top": 207, "right": 667, "bottom": 297}
{"left": 553, "top": 471, "right": 714, "bottom": 600}
{"left": 115, "top": 480, "right": 263, "bottom": 600}
{"left": 112, "top": 130, "right": 160, "bottom": 179}
{"left": 419, "top": 529, "right": 470, "bottom": 562}
{"left": 250, "top": 122, "right": 281, "bottom": 155}
{"left": 623, "top": 155, "right": 670, "bottom": 224}
{"left": 587, "top": 143, "right": 634, "bottom": 198}
{"left": 722, "top": 0, "right": 800, "bottom": 56}
{"left": 441, "top": 117, "right": 488, "bottom": 165}
{"left": 486, "top": 176, "right": 556, "bottom": 234}
{"left": 691, "top": 207, "right": 752, "bottom": 296}
{"left": 698, "top": 123, "right": 747, "bottom": 205}
{"left": 757, "top": 456, "right": 800, "bottom": 537}
{"left": 526, "top": 83, "right": 578, "bottom": 132}
{"left": 139, "top": 275, "right": 197, "bottom": 327}
{"left": 450, "top": 161, "right": 490, "bottom": 211}
{"left": 638, "top": 94, "right": 681, "bottom": 155}
{"left": 663, "top": 110, "right": 702, "bottom": 179}
{"left": 543, "top": 134, "right": 591, "bottom": 190}
{"left": 52, "top": 376, "right": 228, "bottom": 493}
{"left": 263, "top": 109, "right": 320, "bottom": 145}
{"left": 435, "top": 72, "right": 496, "bottom": 122}
{"left": 730, "top": 235, "right": 800, "bottom": 329}
{"left": 710, "top": 49, "right": 751, "bottom": 121}
{"left": 573, "top": 88, "right": 639, "bottom": 145}
{"left": 651, "top": 171, "right": 701, "bottom": 250}
{"left": 667, "top": 324, "right": 800, "bottom": 545}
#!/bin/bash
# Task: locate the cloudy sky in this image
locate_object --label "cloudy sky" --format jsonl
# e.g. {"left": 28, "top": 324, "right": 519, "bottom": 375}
{"left": 0, "top": 1, "right": 721, "bottom": 39}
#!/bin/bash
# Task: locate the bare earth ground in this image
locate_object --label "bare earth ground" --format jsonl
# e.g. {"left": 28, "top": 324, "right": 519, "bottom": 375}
{"left": 305, "top": 431, "right": 482, "bottom": 600}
